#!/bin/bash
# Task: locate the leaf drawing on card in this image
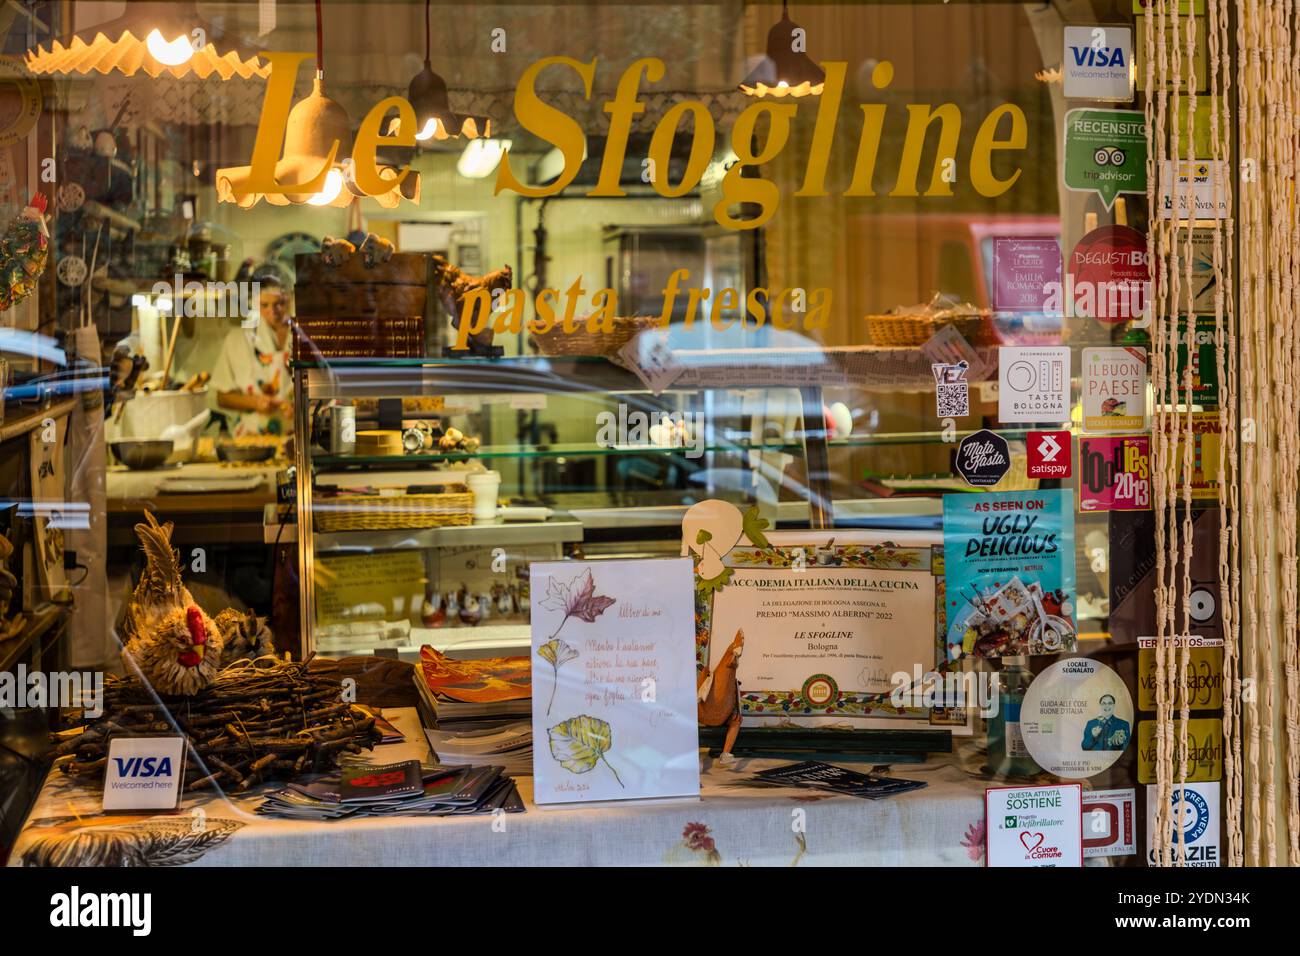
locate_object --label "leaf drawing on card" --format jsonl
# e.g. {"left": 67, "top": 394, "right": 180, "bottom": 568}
{"left": 548, "top": 714, "right": 624, "bottom": 788}
{"left": 538, "top": 637, "right": 579, "bottom": 715}
{"left": 540, "top": 568, "right": 616, "bottom": 641}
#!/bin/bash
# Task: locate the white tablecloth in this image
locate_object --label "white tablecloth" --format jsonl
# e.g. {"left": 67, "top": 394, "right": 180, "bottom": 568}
{"left": 11, "top": 710, "right": 990, "bottom": 867}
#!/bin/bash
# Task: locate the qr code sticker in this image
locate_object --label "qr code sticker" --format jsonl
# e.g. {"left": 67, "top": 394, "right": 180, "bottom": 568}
{"left": 936, "top": 382, "right": 970, "bottom": 417}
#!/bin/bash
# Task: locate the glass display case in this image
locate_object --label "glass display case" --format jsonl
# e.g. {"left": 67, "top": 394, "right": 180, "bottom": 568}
{"left": 288, "top": 348, "right": 1113, "bottom": 664}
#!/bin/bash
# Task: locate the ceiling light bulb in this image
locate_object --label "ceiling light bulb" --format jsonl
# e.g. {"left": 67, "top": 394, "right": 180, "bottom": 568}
{"left": 307, "top": 168, "right": 344, "bottom": 206}
{"left": 415, "top": 118, "right": 439, "bottom": 142}
{"left": 457, "top": 138, "right": 512, "bottom": 179}
{"left": 146, "top": 29, "right": 194, "bottom": 67}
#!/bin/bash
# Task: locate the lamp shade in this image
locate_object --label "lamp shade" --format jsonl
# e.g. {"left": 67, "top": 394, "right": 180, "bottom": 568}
{"left": 25, "top": 2, "right": 268, "bottom": 80}
{"left": 739, "top": 5, "right": 825, "bottom": 98}
{"left": 216, "top": 78, "right": 420, "bottom": 208}
{"left": 408, "top": 61, "right": 492, "bottom": 141}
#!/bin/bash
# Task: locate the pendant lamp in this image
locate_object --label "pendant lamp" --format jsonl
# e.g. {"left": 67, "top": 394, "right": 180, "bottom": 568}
{"left": 401, "top": 0, "right": 492, "bottom": 140}
{"left": 25, "top": 1, "right": 268, "bottom": 80}
{"left": 739, "top": 1, "right": 825, "bottom": 98}
{"left": 216, "top": 1, "right": 419, "bottom": 209}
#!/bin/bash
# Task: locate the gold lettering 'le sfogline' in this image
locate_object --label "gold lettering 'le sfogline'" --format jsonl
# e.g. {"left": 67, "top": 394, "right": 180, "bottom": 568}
{"left": 242, "top": 55, "right": 1028, "bottom": 231}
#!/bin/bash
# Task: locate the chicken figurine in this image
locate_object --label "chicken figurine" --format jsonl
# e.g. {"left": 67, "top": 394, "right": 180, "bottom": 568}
{"left": 120, "top": 512, "right": 224, "bottom": 696}
{"left": 214, "top": 608, "right": 275, "bottom": 666}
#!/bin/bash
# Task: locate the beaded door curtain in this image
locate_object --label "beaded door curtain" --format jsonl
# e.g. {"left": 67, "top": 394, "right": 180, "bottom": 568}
{"left": 1145, "top": 0, "right": 1298, "bottom": 867}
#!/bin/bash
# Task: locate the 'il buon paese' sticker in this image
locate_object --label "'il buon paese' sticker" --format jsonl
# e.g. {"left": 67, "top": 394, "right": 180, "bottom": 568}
{"left": 1020, "top": 658, "right": 1133, "bottom": 779}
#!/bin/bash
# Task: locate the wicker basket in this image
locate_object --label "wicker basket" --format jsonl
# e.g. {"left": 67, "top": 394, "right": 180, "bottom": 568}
{"left": 864, "top": 311, "right": 992, "bottom": 347}
{"left": 315, "top": 490, "right": 474, "bottom": 532}
{"left": 531, "top": 315, "right": 660, "bottom": 357}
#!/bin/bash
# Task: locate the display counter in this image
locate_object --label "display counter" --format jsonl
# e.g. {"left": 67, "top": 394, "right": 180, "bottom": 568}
{"left": 107, "top": 461, "right": 280, "bottom": 545}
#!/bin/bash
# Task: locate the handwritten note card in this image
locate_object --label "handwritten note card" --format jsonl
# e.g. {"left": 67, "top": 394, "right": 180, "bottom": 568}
{"left": 530, "top": 558, "right": 700, "bottom": 806}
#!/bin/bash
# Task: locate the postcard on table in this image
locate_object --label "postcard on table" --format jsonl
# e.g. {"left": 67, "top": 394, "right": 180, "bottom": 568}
{"left": 530, "top": 558, "right": 700, "bottom": 806}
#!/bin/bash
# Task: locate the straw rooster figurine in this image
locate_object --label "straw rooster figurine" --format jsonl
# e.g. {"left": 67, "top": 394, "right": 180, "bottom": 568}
{"left": 0, "top": 193, "right": 49, "bottom": 312}
{"left": 120, "top": 512, "right": 224, "bottom": 696}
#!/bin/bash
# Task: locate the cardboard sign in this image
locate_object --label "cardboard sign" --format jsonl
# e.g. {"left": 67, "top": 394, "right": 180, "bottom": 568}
{"left": 993, "top": 237, "right": 1062, "bottom": 312}
{"left": 1133, "top": 0, "right": 1206, "bottom": 13}
{"left": 1135, "top": 14, "right": 1208, "bottom": 93}
{"left": 1063, "top": 26, "right": 1134, "bottom": 101}
{"left": 618, "top": 330, "right": 683, "bottom": 395}
{"left": 314, "top": 550, "right": 427, "bottom": 632}
{"left": 1064, "top": 109, "right": 1147, "bottom": 209}
{"left": 1079, "top": 435, "right": 1151, "bottom": 511}
{"left": 942, "top": 489, "right": 1077, "bottom": 659}
{"left": 1169, "top": 317, "right": 1219, "bottom": 408}
{"left": 1137, "top": 640, "right": 1224, "bottom": 711}
{"left": 999, "top": 346, "right": 1070, "bottom": 422}
{"left": 1083, "top": 788, "right": 1137, "bottom": 858}
{"left": 530, "top": 558, "right": 700, "bottom": 806}
{"left": 1159, "top": 160, "right": 1230, "bottom": 220}
{"left": 103, "top": 736, "right": 186, "bottom": 811}
{"left": 1146, "top": 782, "right": 1220, "bottom": 867}
{"left": 1082, "top": 347, "right": 1148, "bottom": 432}
{"left": 1137, "top": 717, "right": 1223, "bottom": 783}
{"left": 921, "top": 323, "right": 993, "bottom": 381}
{"left": 985, "top": 783, "right": 1084, "bottom": 867}
{"left": 1171, "top": 229, "right": 1220, "bottom": 313}
{"left": 1028, "top": 430, "right": 1072, "bottom": 479}
{"left": 1159, "top": 412, "right": 1222, "bottom": 500}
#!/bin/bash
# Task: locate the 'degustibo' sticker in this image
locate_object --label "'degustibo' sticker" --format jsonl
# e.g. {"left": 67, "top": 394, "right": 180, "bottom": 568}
{"left": 1020, "top": 658, "right": 1133, "bottom": 779}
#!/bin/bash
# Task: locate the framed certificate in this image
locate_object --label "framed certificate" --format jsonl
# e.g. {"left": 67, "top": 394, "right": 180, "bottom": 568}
{"left": 684, "top": 501, "right": 949, "bottom": 731}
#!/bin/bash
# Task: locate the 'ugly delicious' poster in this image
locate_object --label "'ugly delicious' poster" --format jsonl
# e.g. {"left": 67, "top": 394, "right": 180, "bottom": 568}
{"left": 943, "top": 489, "right": 1076, "bottom": 660}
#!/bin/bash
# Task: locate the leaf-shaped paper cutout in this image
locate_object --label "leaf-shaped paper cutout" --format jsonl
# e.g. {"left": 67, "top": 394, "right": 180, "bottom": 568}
{"left": 741, "top": 506, "right": 771, "bottom": 549}
{"left": 695, "top": 566, "right": 733, "bottom": 598}
{"left": 548, "top": 714, "right": 623, "bottom": 787}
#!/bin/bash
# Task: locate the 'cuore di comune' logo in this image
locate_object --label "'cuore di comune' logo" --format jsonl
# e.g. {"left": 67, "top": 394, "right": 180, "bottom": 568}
{"left": 238, "top": 54, "right": 1029, "bottom": 231}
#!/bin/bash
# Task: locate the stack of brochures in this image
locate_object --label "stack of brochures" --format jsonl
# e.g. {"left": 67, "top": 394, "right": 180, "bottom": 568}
{"left": 412, "top": 645, "right": 532, "bottom": 725}
{"left": 255, "top": 760, "right": 525, "bottom": 819}
{"left": 751, "top": 761, "right": 928, "bottom": 799}
{"left": 424, "top": 720, "right": 532, "bottom": 777}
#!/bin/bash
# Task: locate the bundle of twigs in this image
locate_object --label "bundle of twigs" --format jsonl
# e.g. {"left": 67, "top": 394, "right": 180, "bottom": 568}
{"left": 55, "top": 656, "right": 382, "bottom": 793}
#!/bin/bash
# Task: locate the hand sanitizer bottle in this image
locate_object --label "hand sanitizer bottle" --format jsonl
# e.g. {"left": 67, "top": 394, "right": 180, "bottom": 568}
{"left": 986, "top": 656, "right": 1040, "bottom": 778}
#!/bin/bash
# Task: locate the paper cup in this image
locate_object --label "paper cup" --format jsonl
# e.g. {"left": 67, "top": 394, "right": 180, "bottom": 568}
{"left": 466, "top": 470, "right": 501, "bottom": 522}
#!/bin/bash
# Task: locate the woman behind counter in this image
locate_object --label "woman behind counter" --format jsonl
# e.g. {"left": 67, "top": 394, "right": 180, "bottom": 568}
{"left": 212, "top": 276, "right": 294, "bottom": 437}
